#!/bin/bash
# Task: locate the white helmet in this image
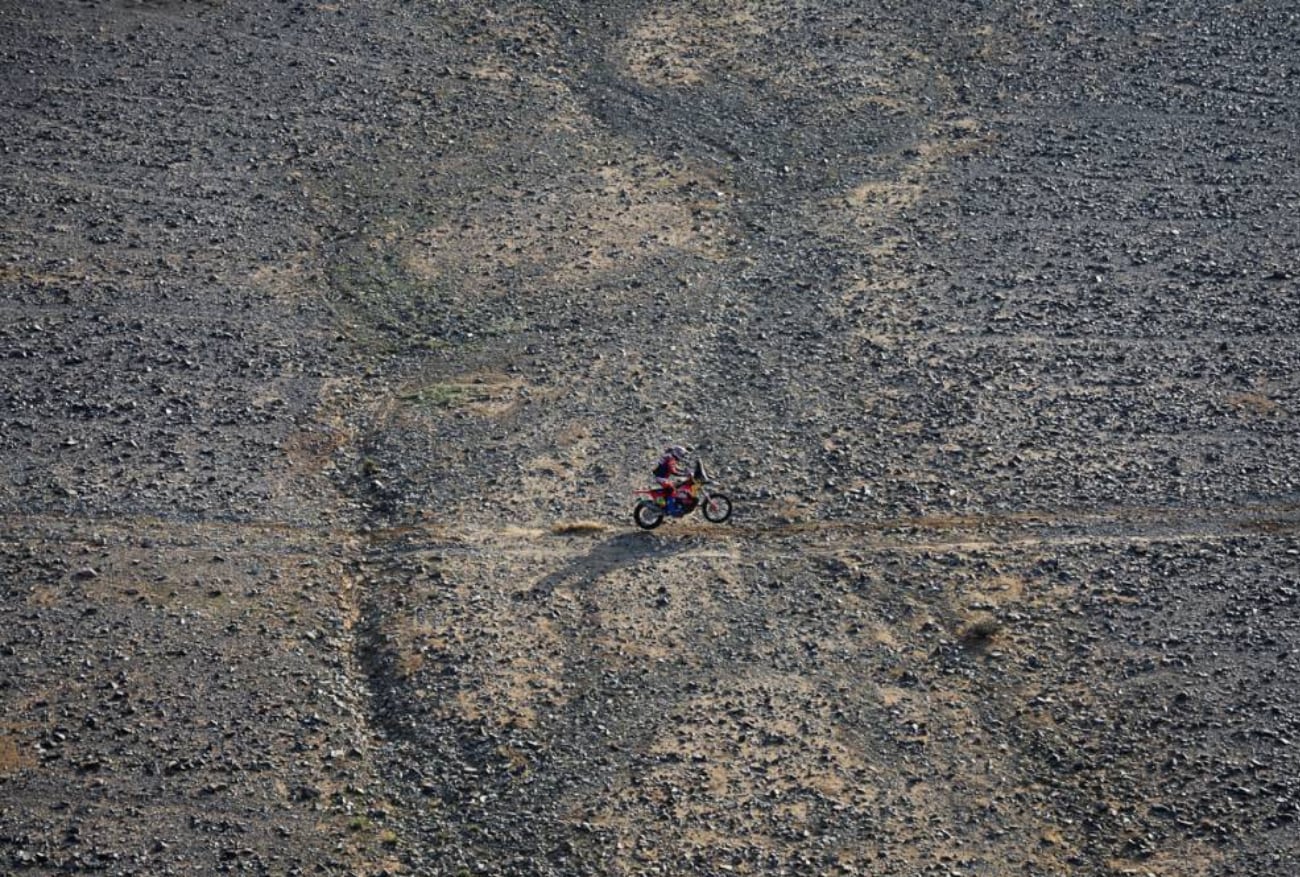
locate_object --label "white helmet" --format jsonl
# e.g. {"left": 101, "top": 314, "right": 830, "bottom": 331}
{"left": 668, "top": 445, "right": 688, "bottom": 460}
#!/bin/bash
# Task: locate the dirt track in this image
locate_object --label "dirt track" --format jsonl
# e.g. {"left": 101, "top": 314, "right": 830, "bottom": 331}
{"left": 2, "top": 1, "right": 1299, "bottom": 875}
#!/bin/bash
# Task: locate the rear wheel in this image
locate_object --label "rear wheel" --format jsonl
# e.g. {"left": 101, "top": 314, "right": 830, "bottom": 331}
{"left": 633, "top": 500, "right": 665, "bottom": 530}
{"left": 702, "top": 492, "right": 732, "bottom": 523}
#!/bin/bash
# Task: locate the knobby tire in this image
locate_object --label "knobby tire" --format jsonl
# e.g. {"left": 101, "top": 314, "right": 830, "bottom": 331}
{"left": 702, "top": 493, "right": 732, "bottom": 523}
{"left": 633, "top": 500, "right": 665, "bottom": 530}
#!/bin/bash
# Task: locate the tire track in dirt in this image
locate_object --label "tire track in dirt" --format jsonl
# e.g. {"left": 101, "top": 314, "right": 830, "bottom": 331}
{"left": 348, "top": 499, "right": 1300, "bottom": 560}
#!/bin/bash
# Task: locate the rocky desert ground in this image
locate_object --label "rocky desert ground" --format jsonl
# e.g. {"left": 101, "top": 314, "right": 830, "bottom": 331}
{"left": 2, "top": 1, "right": 1298, "bottom": 875}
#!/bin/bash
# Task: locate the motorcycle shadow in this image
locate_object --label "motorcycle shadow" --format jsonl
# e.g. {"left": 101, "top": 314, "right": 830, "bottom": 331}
{"left": 527, "top": 530, "right": 680, "bottom": 600}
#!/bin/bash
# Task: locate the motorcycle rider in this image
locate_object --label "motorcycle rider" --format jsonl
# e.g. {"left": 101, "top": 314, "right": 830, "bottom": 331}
{"left": 653, "top": 445, "right": 689, "bottom": 507}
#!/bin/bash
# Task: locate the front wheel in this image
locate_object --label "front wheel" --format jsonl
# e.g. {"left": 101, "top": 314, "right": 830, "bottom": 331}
{"left": 633, "top": 500, "right": 665, "bottom": 530}
{"left": 701, "top": 492, "right": 732, "bottom": 523}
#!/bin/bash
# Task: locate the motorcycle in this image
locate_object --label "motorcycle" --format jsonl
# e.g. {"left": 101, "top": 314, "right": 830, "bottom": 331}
{"left": 633, "top": 460, "right": 733, "bottom": 529}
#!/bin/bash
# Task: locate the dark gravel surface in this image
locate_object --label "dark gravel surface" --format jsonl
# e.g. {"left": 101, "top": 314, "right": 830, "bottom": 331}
{"left": 2, "top": 1, "right": 1298, "bottom": 875}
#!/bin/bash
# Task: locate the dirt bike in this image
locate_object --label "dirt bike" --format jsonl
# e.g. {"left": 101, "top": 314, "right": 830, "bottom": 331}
{"left": 633, "top": 460, "right": 732, "bottom": 529}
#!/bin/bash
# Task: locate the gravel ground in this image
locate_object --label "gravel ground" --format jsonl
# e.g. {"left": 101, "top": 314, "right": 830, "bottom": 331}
{"left": 2, "top": 1, "right": 1298, "bottom": 875}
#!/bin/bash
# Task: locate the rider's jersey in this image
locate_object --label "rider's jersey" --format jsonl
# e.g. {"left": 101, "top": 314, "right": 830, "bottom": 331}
{"left": 653, "top": 453, "right": 682, "bottom": 481}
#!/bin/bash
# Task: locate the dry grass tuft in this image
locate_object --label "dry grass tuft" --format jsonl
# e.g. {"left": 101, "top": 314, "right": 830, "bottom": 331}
{"left": 958, "top": 615, "right": 1003, "bottom": 649}
{"left": 1227, "top": 391, "right": 1279, "bottom": 416}
{"left": 0, "top": 733, "right": 29, "bottom": 775}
